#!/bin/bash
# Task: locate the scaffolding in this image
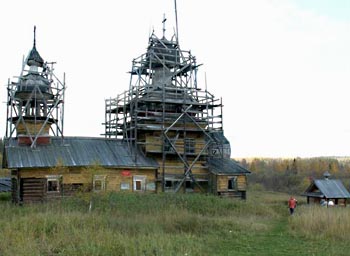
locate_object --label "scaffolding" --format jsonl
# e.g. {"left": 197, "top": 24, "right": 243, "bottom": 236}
{"left": 6, "top": 27, "right": 65, "bottom": 148}
{"left": 104, "top": 28, "right": 227, "bottom": 192}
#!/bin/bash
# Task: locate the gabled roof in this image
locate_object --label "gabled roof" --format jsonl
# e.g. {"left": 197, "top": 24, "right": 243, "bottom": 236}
{"left": 303, "top": 179, "right": 350, "bottom": 199}
{"left": 208, "top": 158, "right": 251, "bottom": 175}
{"left": 3, "top": 137, "right": 158, "bottom": 169}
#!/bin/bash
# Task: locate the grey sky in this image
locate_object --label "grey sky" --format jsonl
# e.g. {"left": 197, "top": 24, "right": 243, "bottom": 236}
{"left": 1, "top": 0, "right": 350, "bottom": 158}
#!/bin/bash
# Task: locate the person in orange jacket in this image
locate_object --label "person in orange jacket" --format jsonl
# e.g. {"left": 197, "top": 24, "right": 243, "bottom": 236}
{"left": 288, "top": 196, "right": 297, "bottom": 215}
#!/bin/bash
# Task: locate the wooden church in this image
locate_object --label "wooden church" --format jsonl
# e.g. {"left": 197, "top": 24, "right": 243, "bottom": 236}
{"left": 2, "top": 22, "right": 250, "bottom": 203}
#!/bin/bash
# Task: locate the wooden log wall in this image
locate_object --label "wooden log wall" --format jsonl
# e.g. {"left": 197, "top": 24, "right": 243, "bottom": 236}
{"left": 155, "top": 159, "right": 208, "bottom": 175}
{"left": 145, "top": 134, "right": 207, "bottom": 155}
{"left": 17, "top": 167, "right": 157, "bottom": 202}
{"left": 20, "top": 178, "right": 46, "bottom": 202}
{"left": 16, "top": 122, "right": 51, "bottom": 135}
{"left": 216, "top": 175, "right": 247, "bottom": 192}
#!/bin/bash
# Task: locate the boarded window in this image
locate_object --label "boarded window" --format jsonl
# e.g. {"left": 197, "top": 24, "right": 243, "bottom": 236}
{"left": 93, "top": 175, "right": 106, "bottom": 192}
{"left": 94, "top": 180, "right": 102, "bottom": 191}
{"left": 146, "top": 182, "right": 156, "bottom": 191}
{"left": 120, "top": 182, "right": 130, "bottom": 190}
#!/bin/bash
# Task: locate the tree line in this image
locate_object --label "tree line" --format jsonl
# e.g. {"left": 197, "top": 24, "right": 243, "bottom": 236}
{"left": 237, "top": 157, "right": 350, "bottom": 194}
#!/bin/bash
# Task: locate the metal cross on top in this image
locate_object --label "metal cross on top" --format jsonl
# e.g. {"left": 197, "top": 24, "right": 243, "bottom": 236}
{"left": 33, "top": 25, "right": 37, "bottom": 47}
{"left": 162, "top": 13, "right": 167, "bottom": 38}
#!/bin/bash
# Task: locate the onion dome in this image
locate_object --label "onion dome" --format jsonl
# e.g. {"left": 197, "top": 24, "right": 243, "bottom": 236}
{"left": 323, "top": 171, "right": 331, "bottom": 180}
{"left": 27, "top": 26, "right": 44, "bottom": 67}
{"left": 18, "top": 73, "right": 50, "bottom": 93}
{"left": 15, "top": 26, "right": 52, "bottom": 98}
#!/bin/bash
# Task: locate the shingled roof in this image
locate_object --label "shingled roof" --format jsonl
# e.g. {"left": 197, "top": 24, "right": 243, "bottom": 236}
{"left": 3, "top": 137, "right": 158, "bottom": 169}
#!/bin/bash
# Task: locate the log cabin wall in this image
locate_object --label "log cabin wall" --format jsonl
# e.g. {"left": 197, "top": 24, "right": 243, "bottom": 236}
{"left": 142, "top": 128, "right": 211, "bottom": 193}
{"left": 16, "top": 122, "right": 51, "bottom": 136}
{"left": 210, "top": 174, "right": 217, "bottom": 194}
{"left": 145, "top": 132, "right": 207, "bottom": 155}
{"left": 215, "top": 175, "right": 247, "bottom": 198}
{"left": 4, "top": 137, "right": 160, "bottom": 203}
{"left": 14, "top": 167, "right": 157, "bottom": 202}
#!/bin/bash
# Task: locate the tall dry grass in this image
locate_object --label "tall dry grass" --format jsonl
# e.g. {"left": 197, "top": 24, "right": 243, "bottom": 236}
{"left": 288, "top": 205, "right": 350, "bottom": 241}
{"left": 0, "top": 192, "right": 279, "bottom": 256}
{"left": 0, "top": 191, "right": 348, "bottom": 255}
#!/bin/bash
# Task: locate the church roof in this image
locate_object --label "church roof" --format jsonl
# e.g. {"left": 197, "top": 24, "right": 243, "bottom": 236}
{"left": 3, "top": 137, "right": 159, "bottom": 169}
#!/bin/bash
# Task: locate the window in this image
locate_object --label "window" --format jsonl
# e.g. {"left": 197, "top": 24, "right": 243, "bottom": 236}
{"left": 185, "top": 138, "right": 195, "bottom": 154}
{"left": 94, "top": 180, "right": 102, "bottom": 190}
{"left": 164, "top": 179, "right": 181, "bottom": 192}
{"left": 48, "top": 180, "right": 59, "bottom": 192}
{"left": 135, "top": 181, "right": 142, "bottom": 190}
{"left": 228, "top": 177, "right": 237, "bottom": 190}
{"left": 93, "top": 175, "right": 106, "bottom": 192}
{"left": 146, "top": 182, "right": 156, "bottom": 191}
{"left": 165, "top": 180, "right": 173, "bottom": 188}
{"left": 120, "top": 182, "right": 130, "bottom": 190}
{"left": 70, "top": 183, "right": 84, "bottom": 193}
{"left": 186, "top": 180, "right": 194, "bottom": 192}
{"left": 164, "top": 139, "right": 175, "bottom": 153}
{"left": 133, "top": 176, "right": 146, "bottom": 191}
{"left": 46, "top": 175, "right": 62, "bottom": 193}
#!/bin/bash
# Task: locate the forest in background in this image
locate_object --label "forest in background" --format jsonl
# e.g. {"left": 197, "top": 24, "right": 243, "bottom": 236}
{"left": 236, "top": 157, "right": 350, "bottom": 194}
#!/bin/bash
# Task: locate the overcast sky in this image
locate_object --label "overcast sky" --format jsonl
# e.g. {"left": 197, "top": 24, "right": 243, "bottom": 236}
{"left": 1, "top": 0, "right": 350, "bottom": 158}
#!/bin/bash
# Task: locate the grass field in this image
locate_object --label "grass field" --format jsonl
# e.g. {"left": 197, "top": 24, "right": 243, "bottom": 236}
{"left": 0, "top": 191, "right": 350, "bottom": 255}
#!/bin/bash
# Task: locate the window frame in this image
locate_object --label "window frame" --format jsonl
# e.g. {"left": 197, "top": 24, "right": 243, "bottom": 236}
{"left": 133, "top": 175, "right": 146, "bottom": 192}
{"left": 184, "top": 138, "right": 195, "bottom": 154}
{"left": 46, "top": 175, "right": 62, "bottom": 193}
{"left": 93, "top": 175, "right": 106, "bottom": 192}
{"left": 120, "top": 182, "right": 130, "bottom": 190}
{"left": 227, "top": 176, "right": 237, "bottom": 191}
{"left": 185, "top": 180, "right": 194, "bottom": 192}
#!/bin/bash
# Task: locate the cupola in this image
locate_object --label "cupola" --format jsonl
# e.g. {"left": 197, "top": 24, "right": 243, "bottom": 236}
{"left": 6, "top": 26, "right": 66, "bottom": 147}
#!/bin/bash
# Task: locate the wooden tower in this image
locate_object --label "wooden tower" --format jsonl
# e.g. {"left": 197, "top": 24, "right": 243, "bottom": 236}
{"left": 6, "top": 27, "right": 65, "bottom": 147}
{"left": 104, "top": 17, "right": 232, "bottom": 193}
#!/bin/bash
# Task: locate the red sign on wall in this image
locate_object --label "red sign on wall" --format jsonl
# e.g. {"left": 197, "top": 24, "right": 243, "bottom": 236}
{"left": 121, "top": 170, "right": 131, "bottom": 177}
